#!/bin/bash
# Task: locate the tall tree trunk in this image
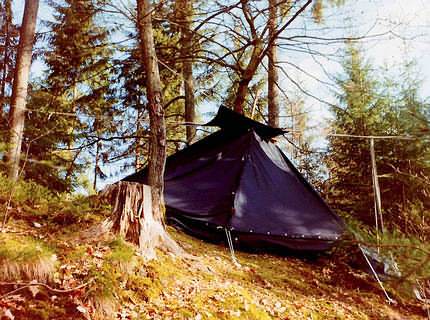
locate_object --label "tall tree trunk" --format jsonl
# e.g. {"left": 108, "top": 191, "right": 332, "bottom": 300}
{"left": 178, "top": 0, "right": 196, "bottom": 144}
{"left": 136, "top": 0, "right": 167, "bottom": 223}
{"left": 267, "top": 0, "right": 280, "bottom": 127}
{"left": 6, "top": 0, "right": 39, "bottom": 181}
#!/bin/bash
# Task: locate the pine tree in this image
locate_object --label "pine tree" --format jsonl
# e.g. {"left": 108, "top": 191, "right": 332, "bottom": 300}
{"left": 42, "top": 0, "right": 117, "bottom": 190}
{"left": 325, "top": 44, "right": 384, "bottom": 224}
{"left": 326, "top": 45, "right": 430, "bottom": 237}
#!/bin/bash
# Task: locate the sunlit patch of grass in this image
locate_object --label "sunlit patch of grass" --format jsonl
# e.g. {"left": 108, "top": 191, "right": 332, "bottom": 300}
{"left": 0, "top": 233, "right": 57, "bottom": 282}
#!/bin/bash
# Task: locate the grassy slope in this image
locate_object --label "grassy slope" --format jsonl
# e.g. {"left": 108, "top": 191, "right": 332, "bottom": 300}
{"left": 0, "top": 214, "right": 426, "bottom": 320}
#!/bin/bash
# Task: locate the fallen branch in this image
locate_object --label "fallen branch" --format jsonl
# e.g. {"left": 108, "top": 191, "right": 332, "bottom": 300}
{"left": 0, "top": 281, "right": 90, "bottom": 299}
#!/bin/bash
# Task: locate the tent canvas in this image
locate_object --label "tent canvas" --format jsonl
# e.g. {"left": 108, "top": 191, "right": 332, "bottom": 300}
{"left": 124, "top": 106, "right": 344, "bottom": 251}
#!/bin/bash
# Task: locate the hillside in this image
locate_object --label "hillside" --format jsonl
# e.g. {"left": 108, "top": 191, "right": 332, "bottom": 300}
{"left": 0, "top": 205, "right": 427, "bottom": 320}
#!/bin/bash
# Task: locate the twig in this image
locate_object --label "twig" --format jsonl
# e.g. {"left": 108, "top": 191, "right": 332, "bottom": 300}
{"left": 0, "top": 281, "right": 90, "bottom": 299}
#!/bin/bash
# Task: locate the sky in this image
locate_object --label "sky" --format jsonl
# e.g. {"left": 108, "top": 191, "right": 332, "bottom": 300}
{"left": 10, "top": 0, "right": 430, "bottom": 190}
{"left": 278, "top": 0, "right": 430, "bottom": 137}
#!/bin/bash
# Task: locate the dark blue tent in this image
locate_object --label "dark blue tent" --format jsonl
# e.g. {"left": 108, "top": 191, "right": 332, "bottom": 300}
{"left": 124, "top": 106, "right": 344, "bottom": 251}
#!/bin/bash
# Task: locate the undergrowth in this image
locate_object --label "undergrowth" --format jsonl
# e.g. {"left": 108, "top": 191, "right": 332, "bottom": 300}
{"left": 0, "top": 173, "right": 110, "bottom": 229}
{"left": 343, "top": 213, "right": 430, "bottom": 301}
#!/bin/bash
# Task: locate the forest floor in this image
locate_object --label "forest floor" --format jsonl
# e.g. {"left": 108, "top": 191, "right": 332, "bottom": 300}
{"left": 0, "top": 211, "right": 427, "bottom": 320}
{"left": 0, "top": 175, "right": 427, "bottom": 320}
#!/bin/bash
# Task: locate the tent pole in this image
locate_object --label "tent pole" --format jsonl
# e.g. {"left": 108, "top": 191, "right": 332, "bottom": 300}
{"left": 370, "top": 138, "right": 384, "bottom": 235}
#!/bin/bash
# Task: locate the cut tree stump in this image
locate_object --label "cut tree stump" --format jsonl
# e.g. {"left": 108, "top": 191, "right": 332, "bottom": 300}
{"left": 100, "top": 181, "right": 184, "bottom": 260}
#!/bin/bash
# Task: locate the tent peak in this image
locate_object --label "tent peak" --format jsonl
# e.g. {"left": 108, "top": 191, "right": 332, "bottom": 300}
{"left": 205, "top": 106, "right": 286, "bottom": 139}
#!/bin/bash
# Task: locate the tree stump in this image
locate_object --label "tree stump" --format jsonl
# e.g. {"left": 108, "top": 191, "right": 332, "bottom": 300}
{"left": 100, "top": 181, "right": 184, "bottom": 260}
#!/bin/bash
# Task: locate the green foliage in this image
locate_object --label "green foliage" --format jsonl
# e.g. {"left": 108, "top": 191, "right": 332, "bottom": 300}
{"left": 325, "top": 45, "right": 381, "bottom": 222}
{"left": 296, "top": 142, "right": 326, "bottom": 190}
{"left": 16, "top": 0, "right": 119, "bottom": 192}
{"left": 0, "top": 173, "right": 110, "bottom": 227}
{"left": 325, "top": 44, "right": 430, "bottom": 236}
{"left": 345, "top": 214, "right": 430, "bottom": 300}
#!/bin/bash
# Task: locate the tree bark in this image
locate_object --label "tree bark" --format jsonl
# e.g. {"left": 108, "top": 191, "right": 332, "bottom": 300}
{"left": 267, "top": 0, "right": 280, "bottom": 127}
{"left": 178, "top": 0, "right": 196, "bottom": 144}
{"left": 136, "top": 0, "right": 167, "bottom": 223}
{"left": 6, "top": 0, "right": 39, "bottom": 181}
{"left": 233, "top": 40, "right": 263, "bottom": 114}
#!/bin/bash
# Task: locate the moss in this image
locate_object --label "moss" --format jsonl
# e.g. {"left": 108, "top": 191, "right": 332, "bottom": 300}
{"left": 107, "top": 237, "right": 135, "bottom": 264}
{"left": 192, "top": 286, "right": 272, "bottom": 320}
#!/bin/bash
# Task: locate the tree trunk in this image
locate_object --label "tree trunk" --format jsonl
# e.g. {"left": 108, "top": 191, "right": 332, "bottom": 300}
{"left": 233, "top": 41, "right": 263, "bottom": 114}
{"left": 98, "top": 0, "right": 184, "bottom": 259}
{"left": 234, "top": 79, "right": 251, "bottom": 114}
{"left": 136, "top": 0, "right": 167, "bottom": 223}
{"left": 6, "top": 0, "right": 39, "bottom": 181}
{"left": 267, "top": 0, "right": 280, "bottom": 128}
{"left": 135, "top": 103, "right": 145, "bottom": 170}
{"left": 178, "top": 0, "right": 196, "bottom": 144}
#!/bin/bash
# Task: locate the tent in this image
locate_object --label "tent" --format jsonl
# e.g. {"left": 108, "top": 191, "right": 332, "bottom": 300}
{"left": 124, "top": 106, "right": 344, "bottom": 251}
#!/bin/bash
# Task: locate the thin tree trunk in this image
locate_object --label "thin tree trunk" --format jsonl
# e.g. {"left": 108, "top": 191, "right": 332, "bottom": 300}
{"left": 267, "top": 0, "right": 280, "bottom": 127}
{"left": 1, "top": 0, "right": 12, "bottom": 113}
{"left": 6, "top": 0, "right": 39, "bottom": 181}
{"left": 93, "top": 123, "right": 100, "bottom": 191}
{"left": 178, "top": 0, "right": 196, "bottom": 144}
{"left": 93, "top": 142, "right": 99, "bottom": 191}
{"left": 233, "top": 41, "right": 263, "bottom": 114}
{"left": 136, "top": 0, "right": 167, "bottom": 223}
